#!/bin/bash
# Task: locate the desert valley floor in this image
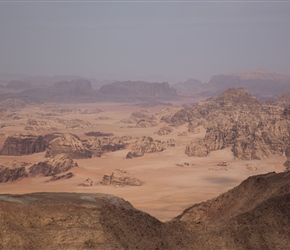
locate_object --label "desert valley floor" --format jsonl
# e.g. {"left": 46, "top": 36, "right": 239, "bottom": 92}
{"left": 0, "top": 101, "right": 286, "bottom": 222}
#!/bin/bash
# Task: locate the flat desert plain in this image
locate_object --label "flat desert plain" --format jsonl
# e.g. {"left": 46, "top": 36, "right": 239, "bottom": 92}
{"left": 0, "top": 102, "right": 285, "bottom": 221}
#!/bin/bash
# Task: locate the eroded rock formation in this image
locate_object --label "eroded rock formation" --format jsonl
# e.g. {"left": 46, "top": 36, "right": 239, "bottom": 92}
{"left": 126, "top": 136, "right": 165, "bottom": 158}
{"left": 83, "top": 137, "right": 127, "bottom": 157}
{"left": 100, "top": 169, "right": 143, "bottom": 186}
{"left": 121, "top": 110, "right": 158, "bottom": 128}
{"left": 29, "top": 154, "right": 77, "bottom": 177}
{"left": 0, "top": 161, "right": 29, "bottom": 182}
{"left": 45, "top": 133, "right": 92, "bottom": 159}
{"left": 0, "top": 134, "right": 51, "bottom": 156}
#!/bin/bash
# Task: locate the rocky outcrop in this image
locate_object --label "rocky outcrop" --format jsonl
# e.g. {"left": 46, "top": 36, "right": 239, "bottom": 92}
{"left": 0, "top": 161, "right": 29, "bottom": 182}
{"left": 185, "top": 139, "right": 209, "bottom": 157}
{"left": 0, "top": 134, "right": 52, "bottom": 156}
{"left": 83, "top": 137, "right": 127, "bottom": 157}
{"left": 100, "top": 169, "right": 143, "bottom": 186}
{"left": 78, "top": 178, "right": 95, "bottom": 187}
{"left": 284, "top": 146, "right": 290, "bottom": 171}
{"left": 168, "top": 88, "right": 290, "bottom": 160}
{"left": 156, "top": 126, "right": 173, "bottom": 135}
{"left": 29, "top": 154, "right": 78, "bottom": 177}
{"left": 211, "top": 88, "right": 260, "bottom": 106}
{"left": 126, "top": 136, "right": 165, "bottom": 158}
{"left": 121, "top": 110, "right": 157, "bottom": 128}
{"left": 45, "top": 133, "right": 92, "bottom": 159}
{"left": 46, "top": 172, "right": 74, "bottom": 182}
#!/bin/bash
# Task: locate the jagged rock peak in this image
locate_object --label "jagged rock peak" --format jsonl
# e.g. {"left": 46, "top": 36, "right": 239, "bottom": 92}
{"left": 211, "top": 88, "right": 260, "bottom": 106}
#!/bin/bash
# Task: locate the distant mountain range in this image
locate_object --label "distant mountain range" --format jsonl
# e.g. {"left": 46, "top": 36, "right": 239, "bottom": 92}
{"left": 1, "top": 70, "right": 290, "bottom": 103}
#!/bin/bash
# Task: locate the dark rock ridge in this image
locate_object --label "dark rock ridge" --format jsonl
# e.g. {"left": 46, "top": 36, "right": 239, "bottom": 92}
{"left": 29, "top": 154, "right": 77, "bottom": 177}
{"left": 99, "top": 81, "right": 177, "bottom": 101}
{"left": 46, "top": 172, "right": 74, "bottom": 182}
{"left": 100, "top": 169, "right": 143, "bottom": 186}
{"left": 85, "top": 131, "right": 114, "bottom": 137}
{"left": 0, "top": 161, "right": 29, "bottom": 182}
{"left": 0, "top": 171, "right": 289, "bottom": 249}
{"left": 0, "top": 134, "right": 54, "bottom": 156}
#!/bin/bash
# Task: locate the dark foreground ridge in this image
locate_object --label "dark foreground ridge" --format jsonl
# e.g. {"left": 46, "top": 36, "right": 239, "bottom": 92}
{"left": 0, "top": 171, "right": 289, "bottom": 249}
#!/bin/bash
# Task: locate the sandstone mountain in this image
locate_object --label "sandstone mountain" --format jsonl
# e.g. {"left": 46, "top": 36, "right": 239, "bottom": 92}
{"left": 0, "top": 171, "right": 289, "bottom": 249}
{"left": 45, "top": 133, "right": 92, "bottom": 159}
{"left": 29, "top": 154, "right": 78, "bottom": 177}
{"left": 83, "top": 137, "right": 127, "bottom": 157}
{"left": 0, "top": 160, "right": 29, "bottom": 182}
{"left": 208, "top": 70, "right": 290, "bottom": 98}
{"left": 0, "top": 133, "right": 53, "bottom": 156}
{"left": 126, "top": 136, "right": 166, "bottom": 158}
{"left": 169, "top": 88, "right": 290, "bottom": 160}
{"left": 100, "top": 169, "right": 143, "bottom": 187}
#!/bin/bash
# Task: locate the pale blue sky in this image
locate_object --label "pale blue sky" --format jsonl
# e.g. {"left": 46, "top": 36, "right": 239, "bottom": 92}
{"left": 0, "top": 1, "right": 290, "bottom": 83}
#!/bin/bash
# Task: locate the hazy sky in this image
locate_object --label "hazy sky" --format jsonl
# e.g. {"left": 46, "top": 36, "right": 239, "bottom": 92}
{"left": 0, "top": 1, "right": 290, "bottom": 83}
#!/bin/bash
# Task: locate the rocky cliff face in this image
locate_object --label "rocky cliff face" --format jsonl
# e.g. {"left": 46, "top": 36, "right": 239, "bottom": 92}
{"left": 45, "top": 133, "right": 92, "bottom": 159}
{"left": 0, "top": 161, "right": 29, "bottom": 182}
{"left": 0, "top": 134, "right": 50, "bottom": 156}
{"left": 100, "top": 169, "right": 143, "bottom": 186}
{"left": 29, "top": 154, "right": 78, "bottom": 177}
